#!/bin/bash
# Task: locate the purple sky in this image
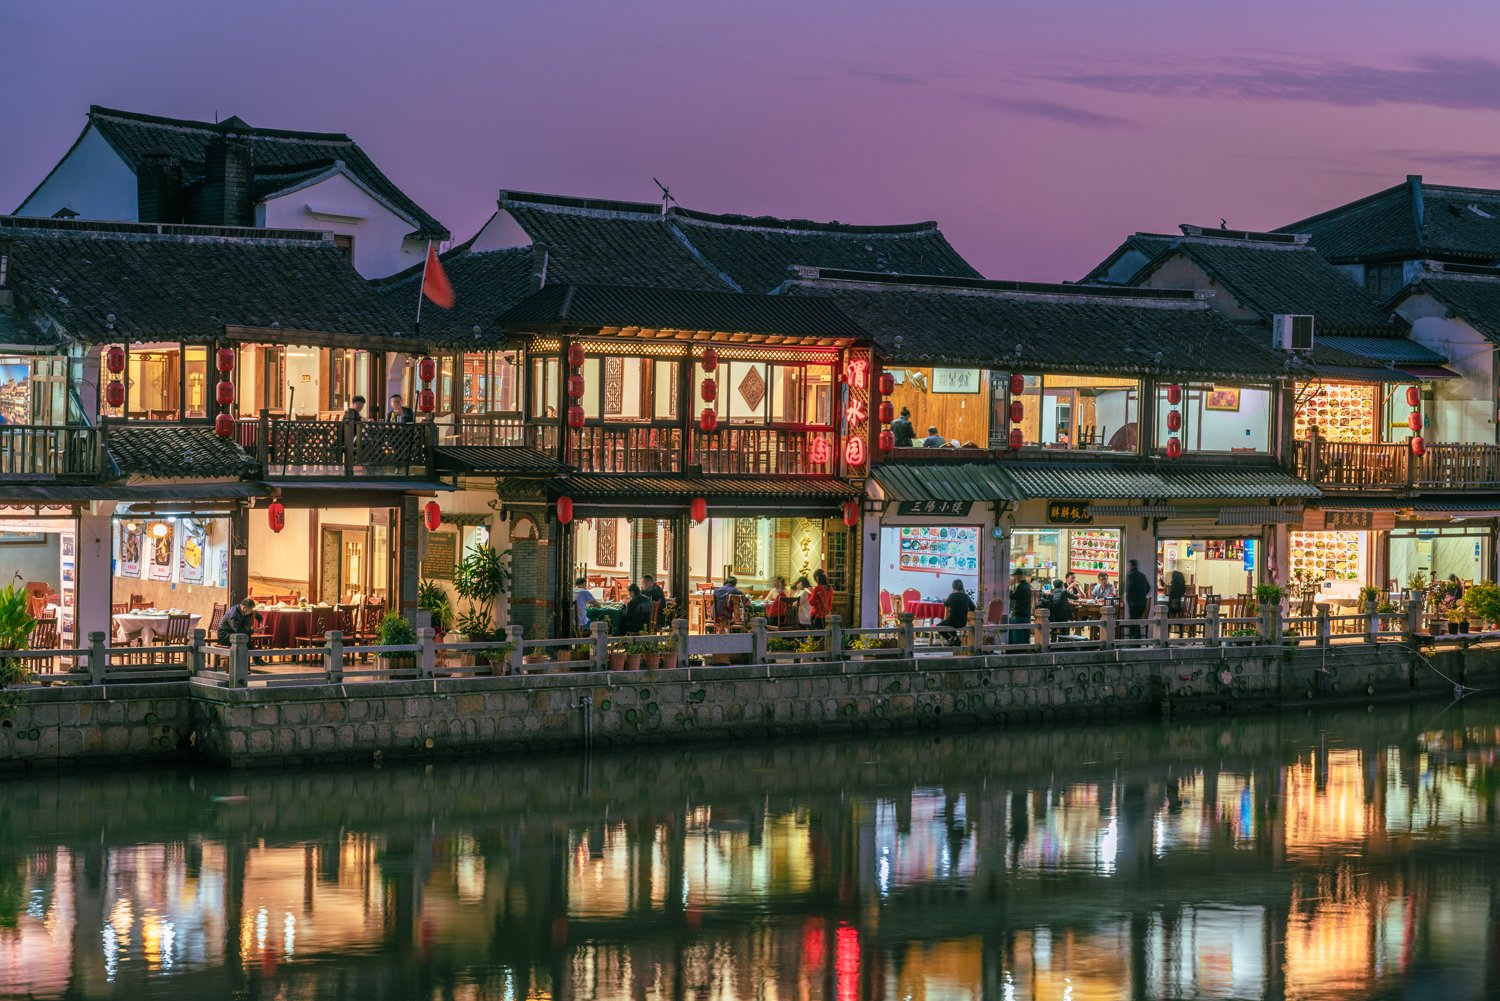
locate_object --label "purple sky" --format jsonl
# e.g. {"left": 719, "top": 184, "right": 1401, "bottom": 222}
{"left": 6, "top": 1, "right": 1500, "bottom": 280}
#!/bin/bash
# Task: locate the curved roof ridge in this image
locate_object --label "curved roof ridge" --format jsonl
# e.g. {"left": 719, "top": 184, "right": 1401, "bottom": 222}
{"left": 499, "top": 189, "right": 663, "bottom": 217}
{"left": 671, "top": 206, "right": 940, "bottom": 235}
{"left": 89, "top": 105, "right": 353, "bottom": 144}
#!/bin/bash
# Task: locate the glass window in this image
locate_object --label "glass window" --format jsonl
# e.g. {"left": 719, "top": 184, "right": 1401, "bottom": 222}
{"left": 529, "top": 356, "right": 558, "bottom": 419}
{"left": 438, "top": 353, "right": 457, "bottom": 416}
{"left": 183, "top": 346, "right": 208, "bottom": 419}
{"left": 126, "top": 344, "right": 182, "bottom": 419}
{"left": 1380, "top": 383, "right": 1417, "bottom": 445}
{"left": 1154, "top": 383, "right": 1271, "bottom": 453}
{"left": 1017, "top": 374, "right": 1138, "bottom": 451}
{"left": 654, "top": 359, "right": 678, "bottom": 419}
{"left": 581, "top": 357, "right": 603, "bottom": 420}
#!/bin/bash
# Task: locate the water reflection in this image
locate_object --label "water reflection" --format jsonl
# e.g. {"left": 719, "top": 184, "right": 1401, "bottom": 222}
{"left": 5, "top": 700, "right": 1500, "bottom": 998}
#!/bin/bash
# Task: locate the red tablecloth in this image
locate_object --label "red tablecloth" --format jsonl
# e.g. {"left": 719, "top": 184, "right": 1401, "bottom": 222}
{"left": 259, "top": 608, "right": 318, "bottom": 647}
{"left": 906, "top": 599, "right": 948, "bottom": 622}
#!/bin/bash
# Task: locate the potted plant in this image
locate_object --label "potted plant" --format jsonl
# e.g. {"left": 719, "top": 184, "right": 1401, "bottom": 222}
{"left": 1375, "top": 600, "right": 1400, "bottom": 632}
{"left": 1356, "top": 585, "right": 1379, "bottom": 615}
{"left": 0, "top": 585, "right": 37, "bottom": 695}
{"left": 641, "top": 641, "right": 662, "bottom": 670}
{"left": 1254, "top": 583, "right": 1286, "bottom": 611}
{"left": 661, "top": 636, "right": 679, "bottom": 670}
{"left": 1447, "top": 609, "right": 1466, "bottom": 635}
{"left": 375, "top": 612, "right": 417, "bottom": 673}
{"left": 416, "top": 578, "right": 453, "bottom": 634}
{"left": 481, "top": 639, "right": 514, "bottom": 673}
{"left": 608, "top": 642, "right": 627, "bottom": 671}
{"left": 1405, "top": 570, "right": 1430, "bottom": 604}
{"left": 624, "top": 642, "right": 646, "bottom": 671}
{"left": 453, "top": 544, "right": 511, "bottom": 646}
{"left": 1464, "top": 581, "right": 1500, "bottom": 632}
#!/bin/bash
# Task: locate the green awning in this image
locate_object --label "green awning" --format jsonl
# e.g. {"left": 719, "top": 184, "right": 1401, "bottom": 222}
{"left": 873, "top": 459, "right": 1321, "bottom": 504}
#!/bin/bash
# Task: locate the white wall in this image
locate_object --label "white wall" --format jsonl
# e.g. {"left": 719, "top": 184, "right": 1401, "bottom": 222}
{"left": 1399, "top": 297, "right": 1496, "bottom": 444}
{"left": 1156, "top": 388, "right": 1271, "bottom": 451}
{"left": 16, "top": 126, "right": 137, "bottom": 220}
{"left": 259, "top": 172, "right": 426, "bottom": 279}
{"left": 248, "top": 507, "right": 312, "bottom": 584}
{"left": 877, "top": 525, "right": 979, "bottom": 601}
{"left": 470, "top": 210, "right": 531, "bottom": 252}
{"left": 284, "top": 347, "right": 320, "bottom": 417}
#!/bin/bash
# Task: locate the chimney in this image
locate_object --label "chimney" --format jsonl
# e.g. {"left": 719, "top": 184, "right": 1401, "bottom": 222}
{"left": 136, "top": 150, "right": 184, "bottom": 224}
{"left": 197, "top": 129, "right": 254, "bottom": 227}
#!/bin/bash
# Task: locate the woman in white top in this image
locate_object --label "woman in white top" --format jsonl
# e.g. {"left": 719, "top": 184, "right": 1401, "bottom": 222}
{"left": 790, "top": 575, "right": 814, "bottom": 626}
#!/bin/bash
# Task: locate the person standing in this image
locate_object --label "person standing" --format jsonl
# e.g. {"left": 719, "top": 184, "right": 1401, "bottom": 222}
{"left": 1125, "top": 559, "right": 1151, "bottom": 639}
{"left": 1008, "top": 569, "right": 1033, "bottom": 646}
{"left": 810, "top": 569, "right": 834, "bottom": 629}
{"left": 890, "top": 407, "right": 916, "bottom": 448}
{"left": 939, "top": 579, "right": 976, "bottom": 645}
{"left": 1167, "top": 571, "right": 1187, "bottom": 617}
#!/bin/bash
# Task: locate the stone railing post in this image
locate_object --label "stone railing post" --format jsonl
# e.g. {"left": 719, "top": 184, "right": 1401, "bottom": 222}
{"left": 1154, "top": 603, "right": 1170, "bottom": 647}
{"left": 827, "top": 614, "right": 843, "bottom": 661}
{"left": 673, "top": 618, "right": 690, "bottom": 667}
{"left": 88, "top": 631, "right": 108, "bottom": 685}
{"left": 325, "top": 630, "right": 345, "bottom": 682}
{"left": 750, "top": 616, "right": 768, "bottom": 665}
{"left": 1316, "top": 605, "right": 1331, "bottom": 648}
{"left": 967, "top": 611, "right": 982, "bottom": 655}
{"left": 229, "top": 634, "right": 250, "bottom": 687}
{"left": 418, "top": 627, "right": 436, "bottom": 678}
{"left": 1101, "top": 605, "right": 1117, "bottom": 649}
{"left": 1035, "top": 607, "right": 1051, "bottom": 652}
{"left": 591, "top": 620, "right": 610, "bottom": 672}
{"left": 507, "top": 624, "right": 525, "bottom": 676}
{"left": 1268, "top": 602, "right": 1283, "bottom": 646}
{"left": 1404, "top": 596, "right": 1423, "bottom": 642}
{"left": 189, "top": 629, "right": 206, "bottom": 676}
{"left": 1257, "top": 606, "right": 1272, "bottom": 645}
{"left": 898, "top": 612, "right": 915, "bottom": 656}
{"left": 1205, "top": 600, "right": 1221, "bottom": 648}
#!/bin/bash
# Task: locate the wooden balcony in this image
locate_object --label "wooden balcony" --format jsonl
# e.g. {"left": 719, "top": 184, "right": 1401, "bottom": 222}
{"left": 570, "top": 425, "right": 682, "bottom": 474}
{"left": 691, "top": 427, "right": 835, "bottom": 476}
{"left": 451, "top": 416, "right": 558, "bottom": 452}
{"left": 0, "top": 425, "right": 104, "bottom": 481}
{"left": 1296, "top": 438, "right": 1500, "bottom": 491}
{"left": 240, "top": 417, "right": 435, "bottom": 479}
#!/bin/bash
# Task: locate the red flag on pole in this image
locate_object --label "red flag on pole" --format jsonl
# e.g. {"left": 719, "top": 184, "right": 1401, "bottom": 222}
{"left": 420, "top": 242, "right": 455, "bottom": 310}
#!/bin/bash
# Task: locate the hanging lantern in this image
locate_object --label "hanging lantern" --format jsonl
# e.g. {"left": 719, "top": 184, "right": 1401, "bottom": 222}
{"left": 417, "top": 388, "right": 436, "bottom": 413}
{"left": 878, "top": 428, "right": 895, "bottom": 452}
{"left": 1009, "top": 401, "right": 1025, "bottom": 425}
{"left": 418, "top": 356, "right": 437, "bottom": 383}
{"left": 842, "top": 500, "right": 860, "bottom": 527}
{"left": 1410, "top": 435, "right": 1426, "bottom": 457}
{"left": 215, "top": 380, "right": 235, "bottom": 407}
{"left": 1166, "top": 437, "right": 1183, "bottom": 459}
{"left": 690, "top": 496, "right": 708, "bottom": 524}
{"left": 214, "top": 412, "right": 234, "bottom": 437}
{"left": 700, "top": 377, "right": 717, "bottom": 402}
{"left": 877, "top": 400, "right": 894, "bottom": 424}
{"left": 1407, "top": 411, "right": 1422, "bottom": 432}
{"left": 1008, "top": 427, "right": 1024, "bottom": 450}
{"left": 216, "top": 347, "right": 236, "bottom": 373}
{"left": 106, "top": 345, "right": 126, "bottom": 374}
{"left": 105, "top": 380, "right": 125, "bottom": 408}
{"left": 267, "top": 500, "right": 286, "bottom": 533}
{"left": 567, "top": 373, "right": 586, "bottom": 399}
{"left": 877, "top": 372, "right": 895, "bottom": 396}
{"left": 1405, "top": 386, "right": 1421, "bottom": 408}
{"left": 567, "top": 343, "right": 585, "bottom": 368}
{"left": 1166, "top": 410, "right": 1182, "bottom": 433}
{"left": 556, "top": 496, "right": 574, "bottom": 525}
{"left": 1009, "top": 372, "right": 1025, "bottom": 396}
{"left": 423, "top": 501, "right": 442, "bottom": 532}
{"left": 1166, "top": 384, "right": 1183, "bottom": 405}
{"left": 566, "top": 404, "right": 586, "bottom": 429}
{"left": 701, "top": 347, "right": 719, "bottom": 373}
{"left": 699, "top": 408, "right": 718, "bottom": 433}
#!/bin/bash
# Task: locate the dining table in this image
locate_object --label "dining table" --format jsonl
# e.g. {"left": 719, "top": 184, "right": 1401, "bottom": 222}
{"left": 259, "top": 606, "right": 336, "bottom": 647}
{"left": 904, "top": 598, "right": 948, "bottom": 623}
{"left": 112, "top": 610, "right": 201, "bottom": 644}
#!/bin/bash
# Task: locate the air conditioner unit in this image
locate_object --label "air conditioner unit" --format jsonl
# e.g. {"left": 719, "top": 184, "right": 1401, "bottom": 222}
{"left": 1273, "top": 314, "right": 1315, "bottom": 353}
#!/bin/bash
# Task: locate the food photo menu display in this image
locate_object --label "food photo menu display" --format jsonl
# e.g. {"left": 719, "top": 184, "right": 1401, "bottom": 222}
{"left": 899, "top": 526, "right": 979, "bottom": 574}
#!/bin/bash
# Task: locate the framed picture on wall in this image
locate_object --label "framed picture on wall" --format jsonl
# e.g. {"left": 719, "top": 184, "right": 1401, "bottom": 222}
{"left": 1205, "top": 387, "right": 1241, "bottom": 411}
{"left": 0, "top": 531, "right": 43, "bottom": 544}
{"left": 932, "top": 368, "right": 981, "bottom": 394}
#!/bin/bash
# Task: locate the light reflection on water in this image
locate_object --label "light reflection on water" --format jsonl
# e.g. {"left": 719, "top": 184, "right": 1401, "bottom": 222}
{"left": 3, "top": 699, "right": 1500, "bottom": 999}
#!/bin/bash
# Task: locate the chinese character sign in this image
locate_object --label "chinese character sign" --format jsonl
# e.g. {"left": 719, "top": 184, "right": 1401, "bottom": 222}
{"left": 844, "top": 357, "right": 870, "bottom": 391}
{"left": 845, "top": 435, "right": 866, "bottom": 467}
{"left": 810, "top": 435, "right": 831, "bottom": 465}
{"left": 845, "top": 399, "right": 867, "bottom": 428}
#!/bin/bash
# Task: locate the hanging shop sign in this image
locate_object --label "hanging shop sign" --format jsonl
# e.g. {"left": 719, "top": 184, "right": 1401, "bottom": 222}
{"left": 897, "top": 500, "right": 974, "bottom": 517}
{"left": 1324, "top": 510, "right": 1374, "bottom": 530}
{"left": 1046, "top": 500, "right": 1094, "bottom": 525}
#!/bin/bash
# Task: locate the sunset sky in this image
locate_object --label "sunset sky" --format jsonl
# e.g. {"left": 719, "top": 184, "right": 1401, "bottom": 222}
{"left": 5, "top": 1, "right": 1500, "bottom": 280}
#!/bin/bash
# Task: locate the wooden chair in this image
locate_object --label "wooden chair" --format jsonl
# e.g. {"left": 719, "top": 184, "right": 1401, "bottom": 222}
{"left": 151, "top": 614, "right": 194, "bottom": 666}
{"left": 297, "top": 607, "right": 337, "bottom": 659}
{"left": 24, "top": 618, "right": 59, "bottom": 674}
{"left": 207, "top": 603, "right": 227, "bottom": 635}
{"left": 111, "top": 602, "right": 129, "bottom": 616}
{"left": 129, "top": 593, "right": 145, "bottom": 609}
{"left": 24, "top": 582, "right": 50, "bottom": 619}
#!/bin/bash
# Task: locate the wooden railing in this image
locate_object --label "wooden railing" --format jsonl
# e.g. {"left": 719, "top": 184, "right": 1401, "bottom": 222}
{"left": 1297, "top": 437, "right": 1500, "bottom": 490}
{"left": 1414, "top": 444, "right": 1500, "bottom": 489}
{"left": 255, "top": 418, "right": 433, "bottom": 478}
{"left": 0, "top": 425, "right": 104, "bottom": 480}
{"left": 569, "top": 425, "right": 682, "bottom": 473}
{"left": 452, "top": 416, "right": 557, "bottom": 452}
{"left": 691, "top": 427, "right": 836, "bottom": 476}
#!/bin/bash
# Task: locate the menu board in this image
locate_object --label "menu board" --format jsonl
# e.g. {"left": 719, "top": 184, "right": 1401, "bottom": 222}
{"left": 1068, "top": 530, "right": 1119, "bottom": 574}
{"left": 1296, "top": 383, "right": 1374, "bottom": 443}
{"left": 1204, "top": 539, "right": 1245, "bottom": 561}
{"left": 899, "top": 526, "right": 978, "bottom": 574}
{"left": 1290, "top": 530, "right": 1364, "bottom": 581}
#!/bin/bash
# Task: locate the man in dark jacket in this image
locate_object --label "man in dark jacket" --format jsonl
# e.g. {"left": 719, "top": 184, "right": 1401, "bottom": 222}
{"left": 890, "top": 407, "right": 916, "bottom": 448}
{"left": 1125, "top": 559, "right": 1151, "bottom": 639}
{"left": 619, "top": 584, "right": 654, "bottom": 634}
{"left": 217, "top": 598, "right": 259, "bottom": 646}
{"left": 387, "top": 394, "right": 414, "bottom": 423}
{"left": 343, "top": 395, "right": 366, "bottom": 422}
{"left": 939, "top": 579, "right": 976, "bottom": 644}
{"left": 1008, "top": 569, "right": 1033, "bottom": 646}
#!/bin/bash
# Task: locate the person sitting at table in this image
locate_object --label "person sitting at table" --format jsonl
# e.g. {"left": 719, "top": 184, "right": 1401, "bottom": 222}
{"left": 712, "top": 577, "right": 744, "bottom": 624}
{"left": 1091, "top": 573, "right": 1117, "bottom": 600}
{"left": 920, "top": 425, "right": 947, "bottom": 447}
{"left": 810, "top": 569, "right": 834, "bottom": 629}
{"left": 761, "top": 576, "right": 789, "bottom": 625}
{"left": 1048, "top": 579, "right": 1074, "bottom": 628}
{"left": 1063, "top": 571, "right": 1085, "bottom": 599}
{"left": 790, "top": 576, "right": 814, "bottom": 626}
{"left": 620, "top": 584, "right": 654, "bottom": 634}
{"left": 939, "top": 579, "right": 976, "bottom": 645}
{"left": 217, "top": 597, "right": 259, "bottom": 646}
{"left": 1167, "top": 571, "right": 1187, "bottom": 617}
{"left": 573, "top": 577, "right": 599, "bottom": 635}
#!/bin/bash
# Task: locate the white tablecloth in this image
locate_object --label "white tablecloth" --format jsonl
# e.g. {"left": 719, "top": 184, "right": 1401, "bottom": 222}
{"left": 112, "top": 612, "right": 201, "bottom": 645}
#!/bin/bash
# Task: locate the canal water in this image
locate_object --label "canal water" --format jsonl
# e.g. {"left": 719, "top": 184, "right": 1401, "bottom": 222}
{"left": 3, "top": 698, "right": 1500, "bottom": 1000}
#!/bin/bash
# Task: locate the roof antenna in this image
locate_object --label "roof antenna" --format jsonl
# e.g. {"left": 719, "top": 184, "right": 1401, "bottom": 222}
{"left": 1219, "top": 218, "right": 1228, "bottom": 230}
{"left": 653, "top": 178, "right": 676, "bottom": 217}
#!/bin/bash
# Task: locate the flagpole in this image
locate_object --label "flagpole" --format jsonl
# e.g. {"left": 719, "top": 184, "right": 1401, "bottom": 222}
{"left": 415, "top": 240, "right": 430, "bottom": 338}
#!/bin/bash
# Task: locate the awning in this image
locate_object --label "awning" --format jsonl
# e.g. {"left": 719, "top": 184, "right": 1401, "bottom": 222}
{"left": 1304, "top": 365, "right": 1416, "bottom": 384}
{"left": 0, "top": 482, "right": 268, "bottom": 502}
{"left": 872, "top": 462, "right": 1010, "bottom": 503}
{"left": 562, "top": 475, "right": 857, "bottom": 501}
{"left": 1397, "top": 364, "right": 1461, "bottom": 380}
{"left": 1218, "top": 504, "right": 1305, "bottom": 526}
{"left": 1093, "top": 504, "right": 1176, "bottom": 518}
{"left": 432, "top": 445, "right": 568, "bottom": 476}
{"left": 873, "top": 458, "right": 1320, "bottom": 503}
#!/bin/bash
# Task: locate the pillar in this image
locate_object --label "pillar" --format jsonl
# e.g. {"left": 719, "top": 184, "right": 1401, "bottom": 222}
{"left": 228, "top": 502, "right": 249, "bottom": 602}
{"left": 986, "top": 502, "right": 1010, "bottom": 620}
{"left": 75, "top": 502, "right": 114, "bottom": 647}
{"left": 1122, "top": 519, "right": 1158, "bottom": 594}
{"left": 630, "top": 518, "right": 660, "bottom": 583}
{"left": 859, "top": 508, "right": 881, "bottom": 626}
{"left": 670, "top": 513, "right": 690, "bottom": 616}
{"left": 398, "top": 495, "right": 421, "bottom": 627}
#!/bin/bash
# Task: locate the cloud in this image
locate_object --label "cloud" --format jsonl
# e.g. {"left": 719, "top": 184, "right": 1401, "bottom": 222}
{"left": 1053, "top": 54, "right": 1500, "bottom": 112}
{"left": 1382, "top": 148, "right": 1500, "bottom": 172}
{"left": 971, "top": 95, "right": 1131, "bottom": 128}
{"left": 849, "top": 69, "right": 927, "bottom": 87}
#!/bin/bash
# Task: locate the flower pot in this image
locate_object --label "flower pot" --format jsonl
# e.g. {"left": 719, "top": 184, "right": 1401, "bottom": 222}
{"left": 608, "top": 651, "right": 627, "bottom": 671}
{"left": 712, "top": 653, "right": 731, "bottom": 665}
{"left": 643, "top": 653, "right": 662, "bottom": 670}
{"left": 625, "top": 653, "right": 643, "bottom": 670}
{"left": 662, "top": 653, "right": 679, "bottom": 670}
{"left": 521, "top": 653, "right": 549, "bottom": 672}
{"left": 1459, "top": 620, "right": 1471, "bottom": 634}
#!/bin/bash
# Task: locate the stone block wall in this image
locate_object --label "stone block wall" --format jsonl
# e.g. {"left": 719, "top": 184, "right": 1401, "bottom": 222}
{"left": 0, "top": 682, "right": 195, "bottom": 772}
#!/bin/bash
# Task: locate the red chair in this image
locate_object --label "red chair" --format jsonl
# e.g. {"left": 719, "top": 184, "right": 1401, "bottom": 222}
{"left": 879, "top": 589, "right": 897, "bottom": 626}
{"left": 985, "top": 599, "right": 1006, "bottom": 625}
{"left": 901, "top": 588, "right": 921, "bottom": 614}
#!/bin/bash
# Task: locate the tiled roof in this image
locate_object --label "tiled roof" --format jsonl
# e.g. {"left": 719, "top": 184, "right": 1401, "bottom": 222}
{"left": 378, "top": 243, "right": 535, "bottom": 346}
{"left": 105, "top": 424, "right": 259, "bottom": 479}
{"left": 1, "top": 218, "right": 415, "bottom": 345}
{"left": 874, "top": 458, "right": 1320, "bottom": 503}
{"left": 783, "top": 269, "right": 1288, "bottom": 380}
{"left": 1277, "top": 176, "right": 1500, "bottom": 264}
{"left": 0, "top": 295, "right": 49, "bottom": 347}
{"left": 1317, "top": 335, "right": 1446, "bottom": 364}
{"left": 432, "top": 445, "right": 566, "bottom": 476}
{"left": 1405, "top": 269, "right": 1500, "bottom": 345}
{"left": 1079, "top": 233, "right": 1176, "bottom": 286}
{"left": 78, "top": 106, "right": 447, "bottom": 240}
{"left": 495, "top": 190, "right": 979, "bottom": 295}
{"left": 562, "top": 475, "right": 858, "bottom": 499}
{"left": 500, "top": 283, "right": 865, "bottom": 340}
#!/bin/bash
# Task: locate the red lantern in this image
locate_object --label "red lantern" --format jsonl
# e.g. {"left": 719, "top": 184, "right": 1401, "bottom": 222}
{"left": 690, "top": 496, "right": 708, "bottom": 524}
{"left": 701, "top": 347, "right": 719, "bottom": 373}
{"left": 417, "top": 356, "right": 436, "bottom": 383}
{"left": 1410, "top": 435, "right": 1426, "bottom": 456}
{"left": 567, "top": 373, "right": 586, "bottom": 399}
{"left": 567, "top": 344, "right": 585, "bottom": 368}
{"left": 417, "top": 389, "right": 435, "bottom": 413}
{"left": 423, "top": 501, "right": 442, "bottom": 532}
{"left": 105, "top": 380, "right": 125, "bottom": 408}
{"left": 699, "top": 408, "right": 718, "bottom": 433}
{"left": 877, "top": 372, "right": 895, "bottom": 396}
{"left": 1166, "top": 384, "right": 1183, "bottom": 406}
{"left": 1009, "top": 372, "right": 1025, "bottom": 396}
{"left": 700, "top": 377, "right": 717, "bottom": 402}
{"left": 878, "top": 428, "right": 895, "bottom": 451}
{"left": 842, "top": 500, "right": 860, "bottom": 527}
{"left": 215, "top": 380, "right": 235, "bottom": 407}
{"left": 1166, "top": 410, "right": 1182, "bottom": 433}
{"left": 1166, "top": 437, "right": 1183, "bottom": 459}
{"left": 106, "top": 345, "right": 126, "bottom": 374}
{"left": 566, "top": 405, "right": 585, "bottom": 429}
{"left": 1008, "top": 427, "right": 1024, "bottom": 450}
{"left": 216, "top": 347, "right": 236, "bottom": 373}
{"left": 1405, "top": 386, "right": 1421, "bottom": 408}
{"left": 877, "top": 400, "right": 894, "bottom": 424}
{"left": 556, "top": 496, "right": 574, "bottom": 525}
{"left": 268, "top": 500, "right": 285, "bottom": 533}
{"left": 214, "top": 412, "right": 234, "bottom": 437}
{"left": 1407, "top": 411, "right": 1422, "bottom": 431}
{"left": 1009, "top": 401, "right": 1025, "bottom": 425}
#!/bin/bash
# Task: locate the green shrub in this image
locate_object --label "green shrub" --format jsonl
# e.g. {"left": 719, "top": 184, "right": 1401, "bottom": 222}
{"left": 1254, "top": 583, "right": 1285, "bottom": 607}
{"left": 376, "top": 612, "right": 416, "bottom": 647}
{"left": 1463, "top": 581, "right": 1500, "bottom": 624}
{"left": 454, "top": 545, "right": 511, "bottom": 637}
{"left": 0, "top": 585, "right": 37, "bottom": 691}
{"left": 416, "top": 579, "right": 453, "bottom": 631}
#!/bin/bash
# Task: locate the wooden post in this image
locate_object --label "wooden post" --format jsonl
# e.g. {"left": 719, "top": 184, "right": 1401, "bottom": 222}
{"left": 591, "top": 620, "right": 609, "bottom": 672}
{"left": 507, "top": 624, "right": 525, "bottom": 676}
{"left": 1035, "top": 607, "right": 1051, "bottom": 652}
{"left": 342, "top": 417, "right": 355, "bottom": 477}
{"left": 1101, "top": 604, "right": 1117, "bottom": 649}
{"left": 417, "top": 627, "right": 436, "bottom": 678}
{"left": 827, "top": 613, "right": 843, "bottom": 662}
{"left": 750, "top": 616, "right": 767, "bottom": 665}
{"left": 898, "top": 611, "right": 915, "bottom": 657}
{"left": 1316, "top": 605, "right": 1331, "bottom": 648}
{"left": 1306, "top": 426, "right": 1321, "bottom": 483}
{"left": 424, "top": 421, "right": 439, "bottom": 478}
{"left": 325, "top": 630, "right": 345, "bottom": 683}
{"left": 967, "top": 611, "right": 982, "bottom": 655}
{"left": 257, "top": 408, "right": 271, "bottom": 469}
{"left": 229, "top": 634, "right": 249, "bottom": 687}
{"left": 88, "top": 631, "right": 108, "bottom": 685}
